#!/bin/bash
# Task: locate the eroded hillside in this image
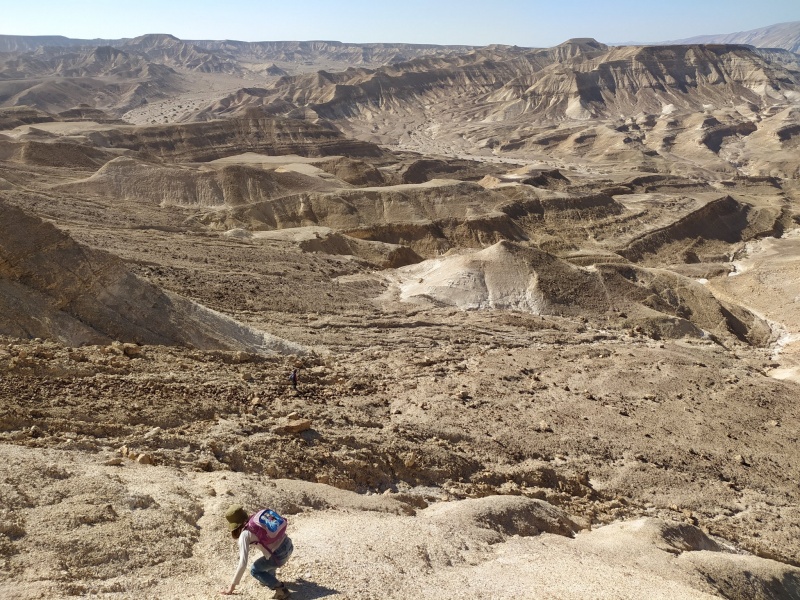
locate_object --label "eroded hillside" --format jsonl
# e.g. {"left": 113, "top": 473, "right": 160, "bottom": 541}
{"left": 1, "top": 32, "right": 800, "bottom": 600}
{"left": 195, "top": 41, "right": 800, "bottom": 179}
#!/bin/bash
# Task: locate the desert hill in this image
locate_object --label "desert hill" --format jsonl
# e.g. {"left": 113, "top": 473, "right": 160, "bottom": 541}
{"left": 3, "top": 34, "right": 799, "bottom": 181}
{"left": 119, "top": 34, "right": 244, "bottom": 75}
{"left": 0, "top": 42, "right": 185, "bottom": 115}
{"left": 0, "top": 113, "right": 384, "bottom": 162}
{"left": 389, "top": 240, "right": 770, "bottom": 346}
{"left": 0, "top": 198, "right": 301, "bottom": 353}
{"left": 193, "top": 41, "right": 800, "bottom": 179}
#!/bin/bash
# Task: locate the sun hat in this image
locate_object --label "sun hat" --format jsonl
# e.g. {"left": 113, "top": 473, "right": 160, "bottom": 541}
{"left": 225, "top": 505, "right": 249, "bottom": 531}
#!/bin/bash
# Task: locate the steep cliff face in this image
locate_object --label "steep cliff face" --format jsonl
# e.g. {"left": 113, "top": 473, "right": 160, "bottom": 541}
{"left": 508, "top": 44, "right": 798, "bottom": 118}
{"left": 0, "top": 106, "right": 56, "bottom": 129}
{"left": 200, "top": 40, "right": 608, "bottom": 120}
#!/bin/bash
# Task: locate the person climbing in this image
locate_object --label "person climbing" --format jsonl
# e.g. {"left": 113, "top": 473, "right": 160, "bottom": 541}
{"left": 288, "top": 368, "right": 298, "bottom": 391}
{"left": 221, "top": 504, "right": 294, "bottom": 599}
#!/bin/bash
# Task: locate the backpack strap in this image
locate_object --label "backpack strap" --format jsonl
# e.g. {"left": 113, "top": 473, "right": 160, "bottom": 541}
{"left": 245, "top": 521, "right": 276, "bottom": 556}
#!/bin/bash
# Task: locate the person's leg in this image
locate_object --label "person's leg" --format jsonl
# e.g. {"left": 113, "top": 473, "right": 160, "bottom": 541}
{"left": 250, "top": 539, "right": 294, "bottom": 590}
{"left": 250, "top": 556, "right": 280, "bottom": 589}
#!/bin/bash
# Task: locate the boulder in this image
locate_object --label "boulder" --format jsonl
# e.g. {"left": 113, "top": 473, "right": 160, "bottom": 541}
{"left": 274, "top": 418, "right": 313, "bottom": 434}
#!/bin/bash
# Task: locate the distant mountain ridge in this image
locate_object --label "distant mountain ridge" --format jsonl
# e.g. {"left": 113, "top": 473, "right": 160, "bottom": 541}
{"left": 202, "top": 40, "right": 799, "bottom": 124}
{"left": 2, "top": 28, "right": 799, "bottom": 180}
{"left": 0, "top": 35, "right": 120, "bottom": 52}
{"left": 0, "top": 33, "right": 476, "bottom": 72}
{"left": 0, "top": 33, "right": 482, "bottom": 115}
{"left": 666, "top": 21, "right": 800, "bottom": 53}
{"left": 183, "top": 37, "right": 800, "bottom": 178}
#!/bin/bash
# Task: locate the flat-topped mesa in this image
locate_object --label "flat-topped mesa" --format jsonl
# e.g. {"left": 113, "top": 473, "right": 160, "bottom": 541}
{"left": 127, "top": 33, "right": 182, "bottom": 47}
{"left": 0, "top": 107, "right": 57, "bottom": 129}
{"left": 550, "top": 38, "right": 609, "bottom": 59}
{"left": 561, "top": 38, "right": 605, "bottom": 46}
{"left": 84, "top": 114, "right": 385, "bottom": 162}
{"left": 55, "top": 156, "right": 348, "bottom": 207}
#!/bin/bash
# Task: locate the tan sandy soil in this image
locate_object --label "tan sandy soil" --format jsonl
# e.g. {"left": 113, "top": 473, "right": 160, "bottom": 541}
{"left": 5, "top": 443, "right": 798, "bottom": 600}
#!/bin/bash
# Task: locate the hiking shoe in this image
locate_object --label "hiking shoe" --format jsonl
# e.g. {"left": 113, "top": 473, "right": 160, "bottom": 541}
{"left": 272, "top": 584, "right": 290, "bottom": 599}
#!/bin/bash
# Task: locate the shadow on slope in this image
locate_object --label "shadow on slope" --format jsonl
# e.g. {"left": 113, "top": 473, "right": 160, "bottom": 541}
{"left": 0, "top": 199, "right": 302, "bottom": 354}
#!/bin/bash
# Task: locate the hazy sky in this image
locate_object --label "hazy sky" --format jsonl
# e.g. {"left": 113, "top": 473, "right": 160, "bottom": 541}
{"left": 2, "top": 0, "right": 799, "bottom": 47}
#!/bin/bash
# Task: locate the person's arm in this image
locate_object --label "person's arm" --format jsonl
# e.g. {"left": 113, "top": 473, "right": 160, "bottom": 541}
{"left": 221, "top": 531, "right": 250, "bottom": 595}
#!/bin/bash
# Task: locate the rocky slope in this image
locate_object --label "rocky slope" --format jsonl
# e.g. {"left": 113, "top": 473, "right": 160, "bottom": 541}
{"left": 670, "top": 20, "right": 800, "bottom": 53}
{"left": 3, "top": 443, "right": 798, "bottom": 600}
{"left": 0, "top": 198, "right": 300, "bottom": 353}
{"left": 72, "top": 114, "right": 382, "bottom": 162}
{"left": 192, "top": 40, "right": 800, "bottom": 178}
{"left": 1, "top": 27, "right": 800, "bottom": 600}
